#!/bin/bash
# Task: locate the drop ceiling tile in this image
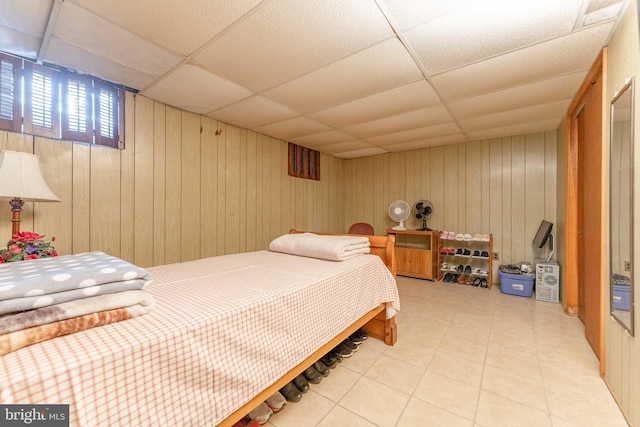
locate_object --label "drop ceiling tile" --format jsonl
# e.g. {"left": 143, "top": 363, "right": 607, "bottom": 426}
{"left": 378, "top": 0, "right": 476, "bottom": 31}
{"left": 458, "top": 99, "right": 571, "bottom": 132}
{"left": 466, "top": 118, "right": 562, "bottom": 141}
{"left": 290, "top": 130, "right": 356, "bottom": 147}
{"left": 365, "top": 122, "right": 462, "bottom": 146}
{"left": 265, "top": 38, "right": 423, "bottom": 113}
{"left": 70, "top": 0, "right": 262, "bottom": 56}
{"left": 253, "top": 116, "right": 332, "bottom": 141}
{"left": 319, "top": 140, "right": 382, "bottom": 155}
{"left": 141, "top": 64, "right": 253, "bottom": 114}
{"left": 0, "top": 25, "right": 42, "bottom": 59}
{"left": 309, "top": 80, "right": 440, "bottom": 128}
{"left": 0, "top": 0, "right": 52, "bottom": 37}
{"left": 46, "top": 38, "right": 159, "bottom": 89}
{"left": 431, "top": 22, "right": 614, "bottom": 101}
{"left": 194, "top": 0, "right": 394, "bottom": 92}
{"left": 406, "top": 0, "right": 584, "bottom": 75}
{"left": 448, "top": 72, "right": 584, "bottom": 120}
{"left": 206, "top": 95, "right": 298, "bottom": 129}
{"left": 333, "top": 147, "right": 389, "bottom": 159}
{"left": 343, "top": 105, "right": 452, "bottom": 138}
{"left": 382, "top": 134, "right": 466, "bottom": 152}
{"left": 53, "top": 2, "right": 183, "bottom": 86}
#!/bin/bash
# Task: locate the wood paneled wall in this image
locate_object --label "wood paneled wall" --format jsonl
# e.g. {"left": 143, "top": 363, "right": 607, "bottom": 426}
{"left": 343, "top": 132, "right": 558, "bottom": 282}
{"left": 605, "top": 1, "right": 640, "bottom": 425}
{"left": 0, "top": 94, "right": 345, "bottom": 267}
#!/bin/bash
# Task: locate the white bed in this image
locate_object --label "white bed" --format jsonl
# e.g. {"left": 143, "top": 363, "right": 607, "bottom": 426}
{"left": 0, "top": 231, "right": 399, "bottom": 426}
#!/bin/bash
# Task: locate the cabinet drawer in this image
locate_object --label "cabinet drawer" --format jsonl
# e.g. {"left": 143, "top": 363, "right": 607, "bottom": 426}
{"left": 396, "top": 247, "right": 433, "bottom": 278}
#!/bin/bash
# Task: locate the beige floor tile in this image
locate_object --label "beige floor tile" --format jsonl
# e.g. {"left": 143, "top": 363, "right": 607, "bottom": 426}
{"left": 316, "top": 405, "right": 376, "bottom": 427}
{"left": 339, "top": 376, "right": 410, "bottom": 427}
{"left": 437, "top": 334, "right": 487, "bottom": 362}
{"left": 340, "top": 345, "right": 382, "bottom": 374}
{"left": 383, "top": 338, "right": 435, "bottom": 368}
{"left": 400, "top": 325, "right": 445, "bottom": 350}
{"left": 312, "top": 365, "right": 361, "bottom": 402}
{"left": 413, "top": 371, "right": 480, "bottom": 420}
{"left": 427, "top": 351, "right": 484, "bottom": 387}
{"left": 396, "top": 397, "right": 474, "bottom": 427}
{"left": 484, "top": 345, "right": 542, "bottom": 381}
{"left": 268, "top": 390, "right": 335, "bottom": 427}
{"left": 475, "top": 391, "right": 551, "bottom": 427}
{"left": 545, "top": 382, "right": 629, "bottom": 426}
{"left": 365, "top": 354, "right": 426, "bottom": 394}
{"left": 481, "top": 365, "right": 548, "bottom": 411}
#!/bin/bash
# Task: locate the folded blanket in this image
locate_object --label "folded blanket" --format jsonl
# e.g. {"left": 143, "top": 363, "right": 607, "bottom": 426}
{"left": 268, "top": 233, "right": 370, "bottom": 261}
{"left": 0, "top": 251, "right": 152, "bottom": 315}
{"left": 0, "top": 290, "right": 154, "bottom": 335}
{"left": 0, "top": 300, "right": 153, "bottom": 356}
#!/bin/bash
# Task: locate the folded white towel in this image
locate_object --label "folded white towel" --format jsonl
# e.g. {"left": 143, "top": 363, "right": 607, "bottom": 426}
{"left": 269, "top": 233, "right": 370, "bottom": 261}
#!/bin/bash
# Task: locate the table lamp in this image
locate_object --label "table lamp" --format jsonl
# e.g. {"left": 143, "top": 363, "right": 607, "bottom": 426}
{"left": 0, "top": 150, "right": 61, "bottom": 236}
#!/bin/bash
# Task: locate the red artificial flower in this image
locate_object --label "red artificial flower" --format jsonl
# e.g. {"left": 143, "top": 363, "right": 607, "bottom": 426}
{"left": 0, "top": 257, "right": 4, "bottom": 263}
{"left": 24, "top": 254, "right": 39, "bottom": 260}
{"left": 10, "top": 246, "right": 21, "bottom": 255}
{"left": 52, "top": 236, "right": 56, "bottom": 242}
{"left": 12, "top": 231, "right": 43, "bottom": 242}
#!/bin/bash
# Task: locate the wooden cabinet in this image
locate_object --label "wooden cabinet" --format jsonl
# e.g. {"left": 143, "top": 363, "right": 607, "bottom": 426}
{"left": 386, "top": 229, "right": 439, "bottom": 280}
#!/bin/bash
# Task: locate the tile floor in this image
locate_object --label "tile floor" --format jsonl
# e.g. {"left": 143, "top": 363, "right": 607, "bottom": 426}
{"left": 264, "top": 276, "right": 630, "bottom": 427}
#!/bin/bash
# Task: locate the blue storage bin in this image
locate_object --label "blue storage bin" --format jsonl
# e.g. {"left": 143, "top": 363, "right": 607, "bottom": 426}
{"left": 498, "top": 271, "right": 535, "bottom": 298}
{"left": 612, "top": 284, "right": 630, "bottom": 311}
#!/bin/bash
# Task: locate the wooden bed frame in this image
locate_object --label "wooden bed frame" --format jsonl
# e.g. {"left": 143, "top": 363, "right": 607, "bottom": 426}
{"left": 218, "top": 230, "right": 398, "bottom": 427}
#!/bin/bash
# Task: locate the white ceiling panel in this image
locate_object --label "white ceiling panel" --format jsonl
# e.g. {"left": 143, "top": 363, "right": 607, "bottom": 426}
{"left": 253, "top": 117, "right": 333, "bottom": 141}
{"left": 383, "top": 134, "right": 467, "bottom": 152}
{"left": 290, "top": 130, "right": 357, "bottom": 148}
{"left": 69, "top": 0, "right": 263, "bottom": 56}
{"left": 466, "top": 118, "right": 562, "bottom": 141}
{"left": 52, "top": 3, "right": 183, "bottom": 80}
{"left": 141, "top": 64, "right": 253, "bottom": 114}
{"left": 365, "top": 122, "right": 463, "bottom": 146}
{"left": 45, "top": 38, "right": 160, "bottom": 89}
{"left": 264, "top": 38, "right": 423, "bottom": 113}
{"left": 207, "top": 96, "right": 298, "bottom": 129}
{"left": 431, "top": 22, "right": 615, "bottom": 101}
{"left": 448, "top": 72, "right": 584, "bottom": 120}
{"left": 0, "top": 0, "right": 628, "bottom": 158}
{"left": 194, "top": 0, "right": 394, "bottom": 92}
{"left": 406, "top": 0, "right": 584, "bottom": 74}
{"left": 343, "top": 105, "right": 453, "bottom": 138}
{"left": 309, "top": 80, "right": 440, "bottom": 128}
{"left": 458, "top": 99, "right": 571, "bottom": 132}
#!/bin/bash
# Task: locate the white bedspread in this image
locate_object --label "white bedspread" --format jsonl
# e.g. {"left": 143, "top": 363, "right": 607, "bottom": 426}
{"left": 0, "top": 250, "right": 399, "bottom": 426}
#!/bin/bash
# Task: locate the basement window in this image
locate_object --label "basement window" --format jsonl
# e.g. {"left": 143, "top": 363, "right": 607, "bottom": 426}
{"left": 288, "top": 142, "right": 320, "bottom": 181}
{"left": 0, "top": 51, "right": 125, "bottom": 149}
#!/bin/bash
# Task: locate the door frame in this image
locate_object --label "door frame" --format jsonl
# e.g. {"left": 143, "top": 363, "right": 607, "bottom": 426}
{"left": 564, "top": 49, "right": 607, "bottom": 374}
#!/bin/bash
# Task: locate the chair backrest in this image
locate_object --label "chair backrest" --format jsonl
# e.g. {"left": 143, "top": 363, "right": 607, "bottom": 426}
{"left": 348, "top": 222, "right": 375, "bottom": 235}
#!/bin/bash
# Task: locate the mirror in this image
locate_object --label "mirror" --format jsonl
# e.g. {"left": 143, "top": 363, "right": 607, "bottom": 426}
{"left": 610, "top": 78, "right": 634, "bottom": 335}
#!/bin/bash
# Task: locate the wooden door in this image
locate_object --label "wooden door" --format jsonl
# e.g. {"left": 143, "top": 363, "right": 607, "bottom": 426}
{"left": 576, "top": 72, "right": 603, "bottom": 358}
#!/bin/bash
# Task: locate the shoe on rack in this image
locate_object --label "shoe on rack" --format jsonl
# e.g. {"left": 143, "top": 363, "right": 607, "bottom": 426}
{"left": 463, "top": 249, "right": 471, "bottom": 256}
{"left": 320, "top": 353, "right": 339, "bottom": 368}
{"left": 448, "top": 274, "right": 458, "bottom": 283}
{"left": 455, "top": 248, "right": 464, "bottom": 255}
{"left": 279, "top": 382, "right": 302, "bottom": 402}
{"left": 456, "top": 264, "right": 464, "bottom": 273}
{"left": 443, "top": 273, "right": 451, "bottom": 282}
{"left": 332, "top": 341, "right": 354, "bottom": 358}
{"left": 481, "top": 251, "right": 489, "bottom": 258}
{"left": 472, "top": 250, "right": 480, "bottom": 257}
{"left": 480, "top": 278, "right": 488, "bottom": 288}
{"left": 457, "top": 275, "right": 466, "bottom": 284}
{"left": 248, "top": 402, "right": 273, "bottom": 425}
{"left": 232, "top": 416, "right": 261, "bottom": 427}
{"left": 464, "top": 265, "right": 472, "bottom": 274}
{"left": 293, "top": 374, "right": 309, "bottom": 393}
{"left": 265, "top": 392, "right": 287, "bottom": 412}
{"left": 303, "top": 365, "right": 323, "bottom": 384}
{"left": 313, "top": 360, "right": 331, "bottom": 377}
{"left": 472, "top": 277, "right": 481, "bottom": 287}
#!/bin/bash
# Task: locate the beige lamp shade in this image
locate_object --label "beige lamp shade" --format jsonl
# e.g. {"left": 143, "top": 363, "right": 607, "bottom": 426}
{"left": 0, "top": 151, "right": 60, "bottom": 202}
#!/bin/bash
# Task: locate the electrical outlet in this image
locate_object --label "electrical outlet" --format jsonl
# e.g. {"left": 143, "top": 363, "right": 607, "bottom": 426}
{"left": 492, "top": 252, "right": 499, "bottom": 261}
{"left": 625, "top": 261, "right": 631, "bottom": 271}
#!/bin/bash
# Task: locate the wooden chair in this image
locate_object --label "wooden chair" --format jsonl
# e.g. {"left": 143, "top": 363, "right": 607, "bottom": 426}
{"left": 348, "top": 223, "right": 375, "bottom": 235}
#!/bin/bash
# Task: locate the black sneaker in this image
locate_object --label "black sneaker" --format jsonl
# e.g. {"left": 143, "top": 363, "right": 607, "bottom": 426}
{"left": 463, "top": 249, "right": 471, "bottom": 256}
{"left": 332, "top": 342, "right": 354, "bottom": 358}
{"left": 320, "top": 354, "right": 339, "bottom": 368}
{"left": 303, "top": 366, "right": 323, "bottom": 384}
{"left": 481, "top": 251, "right": 489, "bottom": 258}
{"left": 464, "top": 265, "right": 472, "bottom": 274}
{"left": 279, "top": 382, "right": 302, "bottom": 402}
{"left": 293, "top": 374, "right": 309, "bottom": 393}
{"left": 472, "top": 250, "right": 480, "bottom": 257}
{"left": 341, "top": 339, "right": 358, "bottom": 351}
{"left": 313, "top": 360, "right": 331, "bottom": 377}
{"left": 455, "top": 248, "right": 463, "bottom": 255}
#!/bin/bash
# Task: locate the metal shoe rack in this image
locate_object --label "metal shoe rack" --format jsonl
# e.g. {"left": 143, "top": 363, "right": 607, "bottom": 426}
{"left": 438, "top": 233, "right": 493, "bottom": 288}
